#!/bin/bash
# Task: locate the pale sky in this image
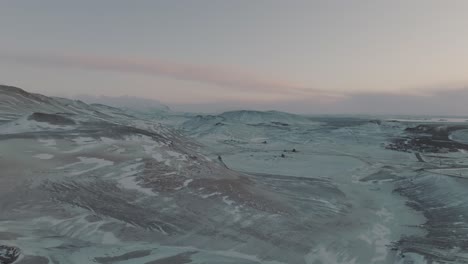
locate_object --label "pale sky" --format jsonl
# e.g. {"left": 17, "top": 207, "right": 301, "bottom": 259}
{"left": 1, "top": 0, "right": 468, "bottom": 114}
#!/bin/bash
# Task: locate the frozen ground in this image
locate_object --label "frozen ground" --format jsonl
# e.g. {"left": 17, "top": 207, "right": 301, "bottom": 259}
{"left": 180, "top": 112, "right": 468, "bottom": 263}
{"left": 1, "top": 85, "right": 468, "bottom": 264}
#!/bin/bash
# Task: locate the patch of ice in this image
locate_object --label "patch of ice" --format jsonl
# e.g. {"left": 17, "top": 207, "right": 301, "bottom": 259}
{"left": 127, "top": 134, "right": 164, "bottom": 146}
{"left": 143, "top": 145, "right": 155, "bottom": 154}
{"left": 72, "top": 137, "right": 95, "bottom": 145}
{"left": 201, "top": 192, "right": 221, "bottom": 199}
{"left": 166, "top": 150, "right": 188, "bottom": 161}
{"left": 369, "top": 224, "right": 391, "bottom": 263}
{"left": 62, "top": 145, "right": 95, "bottom": 153}
{"left": 0, "top": 117, "right": 74, "bottom": 134}
{"left": 357, "top": 223, "right": 392, "bottom": 263}
{"left": 101, "top": 232, "right": 119, "bottom": 245}
{"left": 174, "top": 179, "right": 193, "bottom": 190}
{"left": 33, "top": 153, "right": 54, "bottom": 160}
{"left": 57, "top": 157, "right": 114, "bottom": 176}
{"left": 122, "top": 162, "right": 143, "bottom": 172}
{"left": 182, "top": 179, "right": 193, "bottom": 187}
{"left": 100, "top": 137, "right": 116, "bottom": 144}
{"left": 305, "top": 246, "right": 357, "bottom": 264}
{"left": 60, "top": 137, "right": 98, "bottom": 153}
{"left": 358, "top": 234, "right": 373, "bottom": 245}
{"left": 207, "top": 248, "right": 286, "bottom": 264}
{"left": 375, "top": 207, "right": 394, "bottom": 223}
{"left": 151, "top": 152, "right": 164, "bottom": 162}
{"left": 118, "top": 176, "right": 156, "bottom": 196}
{"left": 38, "top": 139, "right": 56, "bottom": 147}
{"left": 114, "top": 147, "right": 125, "bottom": 154}
{"left": 388, "top": 117, "right": 468, "bottom": 123}
{"left": 222, "top": 196, "right": 235, "bottom": 206}
{"left": 141, "top": 144, "right": 172, "bottom": 166}
{"left": 150, "top": 152, "right": 171, "bottom": 166}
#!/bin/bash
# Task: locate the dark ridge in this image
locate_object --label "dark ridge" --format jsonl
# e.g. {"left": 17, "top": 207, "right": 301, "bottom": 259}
{"left": 271, "top": 121, "right": 289, "bottom": 126}
{"left": 0, "top": 122, "right": 172, "bottom": 143}
{"left": 90, "top": 103, "right": 121, "bottom": 110}
{"left": 247, "top": 123, "right": 291, "bottom": 129}
{"left": 0, "top": 85, "right": 28, "bottom": 95}
{"left": 221, "top": 110, "right": 269, "bottom": 115}
{"left": 94, "top": 250, "right": 152, "bottom": 264}
{"left": 27, "top": 112, "right": 76, "bottom": 125}
{"left": 15, "top": 255, "right": 49, "bottom": 264}
{"left": 54, "top": 112, "right": 76, "bottom": 116}
{"left": 144, "top": 251, "right": 198, "bottom": 264}
{"left": 0, "top": 85, "right": 53, "bottom": 105}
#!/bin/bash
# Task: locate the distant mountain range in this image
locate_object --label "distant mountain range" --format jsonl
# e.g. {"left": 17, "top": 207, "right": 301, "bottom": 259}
{"left": 75, "top": 94, "right": 171, "bottom": 113}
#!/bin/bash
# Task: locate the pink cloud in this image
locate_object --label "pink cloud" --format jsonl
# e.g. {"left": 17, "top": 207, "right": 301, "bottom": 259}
{"left": 0, "top": 52, "right": 342, "bottom": 100}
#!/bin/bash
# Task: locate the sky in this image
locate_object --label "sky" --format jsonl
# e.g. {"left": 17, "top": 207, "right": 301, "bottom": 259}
{"left": 1, "top": 0, "right": 468, "bottom": 114}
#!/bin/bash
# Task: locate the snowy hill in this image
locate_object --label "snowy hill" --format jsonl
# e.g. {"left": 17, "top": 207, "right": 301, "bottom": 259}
{"left": 180, "top": 110, "right": 399, "bottom": 149}
{"left": 0, "top": 85, "right": 351, "bottom": 264}
{"left": 2, "top": 85, "right": 468, "bottom": 263}
{"left": 181, "top": 110, "right": 323, "bottom": 144}
{"left": 75, "top": 94, "right": 170, "bottom": 117}
{"left": 219, "top": 110, "right": 313, "bottom": 124}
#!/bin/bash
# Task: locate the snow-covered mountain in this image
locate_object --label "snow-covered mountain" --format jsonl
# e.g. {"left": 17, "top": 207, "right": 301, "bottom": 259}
{"left": 179, "top": 110, "right": 398, "bottom": 151}
{"left": 75, "top": 94, "right": 170, "bottom": 115}
{"left": 181, "top": 110, "right": 323, "bottom": 145}
{"left": 0, "top": 86, "right": 350, "bottom": 264}
{"left": 1, "top": 85, "right": 468, "bottom": 263}
{"left": 218, "top": 110, "right": 313, "bottom": 124}
{"left": 179, "top": 108, "right": 468, "bottom": 264}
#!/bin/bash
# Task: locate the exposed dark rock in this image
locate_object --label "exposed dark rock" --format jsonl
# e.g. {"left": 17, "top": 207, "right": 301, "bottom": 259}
{"left": 405, "top": 124, "right": 468, "bottom": 140}
{"left": 271, "top": 121, "right": 289, "bottom": 126}
{"left": 28, "top": 112, "right": 75, "bottom": 125}
{"left": 387, "top": 124, "right": 468, "bottom": 153}
{"left": 84, "top": 215, "right": 102, "bottom": 222}
{"left": 0, "top": 245, "right": 20, "bottom": 264}
{"left": 394, "top": 174, "right": 468, "bottom": 263}
{"left": 15, "top": 256, "right": 49, "bottom": 264}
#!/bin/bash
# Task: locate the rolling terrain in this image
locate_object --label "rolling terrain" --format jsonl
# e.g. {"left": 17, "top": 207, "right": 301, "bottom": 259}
{"left": 0, "top": 85, "right": 467, "bottom": 263}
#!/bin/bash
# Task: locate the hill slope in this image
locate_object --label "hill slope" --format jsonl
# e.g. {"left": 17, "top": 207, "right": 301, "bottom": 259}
{"left": 0, "top": 85, "right": 349, "bottom": 264}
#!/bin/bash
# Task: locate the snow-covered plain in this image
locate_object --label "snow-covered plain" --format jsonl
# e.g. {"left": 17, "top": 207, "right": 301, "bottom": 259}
{"left": 1, "top": 85, "right": 468, "bottom": 264}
